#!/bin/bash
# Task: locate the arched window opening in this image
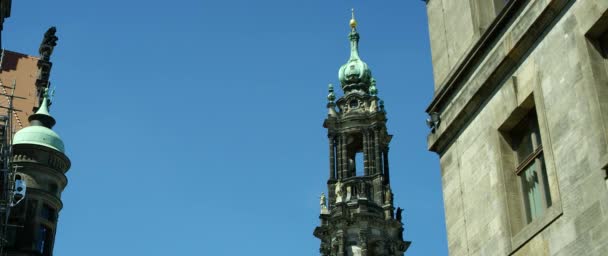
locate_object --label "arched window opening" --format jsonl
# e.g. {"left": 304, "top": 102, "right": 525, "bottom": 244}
{"left": 355, "top": 152, "right": 364, "bottom": 176}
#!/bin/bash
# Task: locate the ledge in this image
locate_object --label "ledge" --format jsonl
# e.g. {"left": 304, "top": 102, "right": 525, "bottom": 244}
{"left": 426, "top": 0, "right": 526, "bottom": 113}
{"left": 510, "top": 205, "right": 562, "bottom": 254}
{"left": 426, "top": 0, "right": 574, "bottom": 154}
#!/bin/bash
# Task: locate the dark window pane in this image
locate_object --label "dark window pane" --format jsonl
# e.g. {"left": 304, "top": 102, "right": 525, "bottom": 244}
{"left": 515, "top": 132, "right": 534, "bottom": 162}
{"left": 520, "top": 161, "right": 543, "bottom": 223}
{"left": 599, "top": 32, "right": 608, "bottom": 57}
{"left": 512, "top": 108, "right": 551, "bottom": 224}
{"left": 36, "top": 226, "right": 47, "bottom": 253}
{"left": 40, "top": 205, "right": 56, "bottom": 222}
{"left": 539, "top": 155, "right": 552, "bottom": 207}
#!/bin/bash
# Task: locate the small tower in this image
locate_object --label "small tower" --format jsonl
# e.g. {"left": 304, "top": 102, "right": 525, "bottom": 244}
{"left": 5, "top": 90, "right": 70, "bottom": 256}
{"left": 314, "top": 10, "right": 411, "bottom": 256}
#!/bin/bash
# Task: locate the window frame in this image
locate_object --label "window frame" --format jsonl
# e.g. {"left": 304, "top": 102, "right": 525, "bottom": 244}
{"left": 497, "top": 93, "right": 562, "bottom": 253}
{"left": 509, "top": 110, "right": 552, "bottom": 224}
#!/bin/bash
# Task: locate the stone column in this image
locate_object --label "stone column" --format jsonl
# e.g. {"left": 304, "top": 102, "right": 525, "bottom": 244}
{"left": 341, "top": 134, "right": 348, "bottom": 178}
{"left": 362, "top": 130, "right": 369, "bottom": 176}
{"left": 329, "top": 136, "right": 336, "bottom": 180}
{"left": 369, "top": 131, "right": 375, "bottom": 174}
{"left": 336, "top": 135, "right": 342, "bottom": 179}
{"left": 374, "top": 129, "right": 381, "bottom": 175}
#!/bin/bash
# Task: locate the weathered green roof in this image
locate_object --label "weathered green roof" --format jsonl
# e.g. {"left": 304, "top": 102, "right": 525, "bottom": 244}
{"left": 13, "top": 125, "right": 64, "bottom": 152}
{"left": 338, "top": 14, "right": 372, "bottom": 90}
{"left": 12, "top": 89, "right": 65, "bottom": 153}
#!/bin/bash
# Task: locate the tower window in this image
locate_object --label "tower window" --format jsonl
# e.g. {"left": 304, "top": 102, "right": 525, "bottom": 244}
{"left": 36, "top": 225, "right": 47, "bottom": 253}
{"left": 36, "top": 225, "right": 53, "bottom": 256}
{"left": 509, "top": 109, "right": 551, "bottom": 223}
{"left": 41, "top": 205, "right": 56, "bottom": 222}
{"left": 355, "top": 152, "right": 364, "bottom": 176}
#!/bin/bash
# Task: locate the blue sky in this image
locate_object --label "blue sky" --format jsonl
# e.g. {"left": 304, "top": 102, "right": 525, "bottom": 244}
{"left": 4, "top": 0, "right": 446, "bottom": 255}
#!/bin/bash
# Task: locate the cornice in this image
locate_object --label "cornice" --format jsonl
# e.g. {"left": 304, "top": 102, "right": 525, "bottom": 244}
{"left": 426, "top": 0, "right": 574, "bottom": 154}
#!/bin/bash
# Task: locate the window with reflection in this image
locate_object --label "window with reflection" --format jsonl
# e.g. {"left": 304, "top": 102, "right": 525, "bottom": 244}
{"left": 509, "top": 109, "right": 552, "bottom": 223}
{"left": 36, "top": 225, "right": 53, "bottom": 256}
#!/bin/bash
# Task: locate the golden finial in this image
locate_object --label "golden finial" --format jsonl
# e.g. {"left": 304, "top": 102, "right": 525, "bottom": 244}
{"left": 349, "top": 8, "right": 357, "bottom": 29}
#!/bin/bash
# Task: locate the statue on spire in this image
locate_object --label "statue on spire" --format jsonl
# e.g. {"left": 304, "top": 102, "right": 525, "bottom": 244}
{"left": 39, "top": 27, "right": 58, "bottom": 61}
{"left": 36, "top": 27, "right": 58, "bottom": 108}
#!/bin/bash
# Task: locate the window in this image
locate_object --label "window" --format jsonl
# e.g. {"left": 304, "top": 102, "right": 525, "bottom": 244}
{"left": 355, "top": 152, "right": 364, "bottom": 176}
{"left": 599, "top": 31, "right": 608, "bottom": 74}
{"left": 36, "top": 225, "right": 53, "bottom": 256}
{"left": 586, "top": 11, "right": 608, "bottom": 192}
{"left": 36, "top": 225, "right": 47, "bottom": 253}
{"left": 586, "top": 10, "right": 608, "bottom": 75}
{"left": 509, "top": 109, "right": 551, "bottom": 223}
{"left": 40, "top": 205, "right": 56, "bottom": 222}
{"left": 498, "top": 93, "right": 562, "bottom": 250}
{"left": 604, "top": 167, "right": 608, "bottom": 191}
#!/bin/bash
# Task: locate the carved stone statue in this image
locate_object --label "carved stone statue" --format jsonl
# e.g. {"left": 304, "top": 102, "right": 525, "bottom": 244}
{"left": 335, "top": 181, "right": 343, "bottom": 203}
{"left": 384, "top": 186, "right": 393, "bottom": 204}
{"left": 346, "top": 185, "right": 352, "bottom": 202}
{"left": 36, "top": 27, "right": 59, "bottom": 106}
{"left": 359, "top": 182, "right": 367, "bottom": 198}
{"left": 396, "top": 207, "right": 403, "bottom": 222}
{"left": 320, "top": 192, "right": 326, "bottom": 207}
{"left": 320, "top": 193, "right": 328, "bottom": 214}
{"left": 39, "top": 27, "right": 58, "bottom": 61}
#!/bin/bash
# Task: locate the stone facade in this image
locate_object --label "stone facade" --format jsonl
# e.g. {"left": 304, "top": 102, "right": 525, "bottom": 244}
{"left": 425, "top": 0, "right": 608, "bottom": 255}
{"left": 0, "top": 27, "right": 68, "bottom": 256}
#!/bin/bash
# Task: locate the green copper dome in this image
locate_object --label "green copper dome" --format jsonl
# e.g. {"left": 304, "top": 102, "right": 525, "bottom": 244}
{"left": 338, "top": 11, "right": 372, "bottom": 93}
{"left": 13, "top": 126, "right": 64, "bottom": 152}
{"left": 12, "top": 90, "right": 65, "bottom": 153}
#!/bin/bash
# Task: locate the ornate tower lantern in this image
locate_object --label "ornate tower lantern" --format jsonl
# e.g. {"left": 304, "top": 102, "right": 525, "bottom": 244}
{"left": 314, "top": 10, "right": 411, "bottom": 256}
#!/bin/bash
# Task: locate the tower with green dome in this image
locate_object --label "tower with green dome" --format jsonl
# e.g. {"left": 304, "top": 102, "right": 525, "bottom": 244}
{"left": 313, "top": 10, "right": 410, "bottom": 256}
{"left": 5, "top": 89, "right": 70, "bottom": 256}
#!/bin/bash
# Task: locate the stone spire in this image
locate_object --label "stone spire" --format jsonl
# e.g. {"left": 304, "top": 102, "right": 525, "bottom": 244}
{"left": 314, "top": 10, "right": 410, "bottom": 256}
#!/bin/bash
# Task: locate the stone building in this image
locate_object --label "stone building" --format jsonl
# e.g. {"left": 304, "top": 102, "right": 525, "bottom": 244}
{"left": 313, "top": 12, "right": 411, "bottom": 256}
{"left": 424, "top": 0, "right": 608, "bottom": 255}
{"left": 5, "top": 89, "right": 70, "bottom": 256}
{"left": 0, "top": 5, "right": 70, "bottom": 253}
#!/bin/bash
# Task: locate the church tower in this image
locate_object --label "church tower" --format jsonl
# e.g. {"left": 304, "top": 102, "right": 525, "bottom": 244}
{"left": 5, "top": 89, "right": 70, "bottom": 256}
{"left": 313, "top": 11, "right": 411, "bottom": 256}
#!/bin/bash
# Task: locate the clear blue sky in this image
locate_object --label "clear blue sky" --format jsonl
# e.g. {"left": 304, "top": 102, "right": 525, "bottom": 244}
{"left": 4, "top": 0, "right": 446, "bottom": 255}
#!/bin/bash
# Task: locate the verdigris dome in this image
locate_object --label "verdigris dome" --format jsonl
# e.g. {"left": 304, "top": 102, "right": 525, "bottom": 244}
{"left": 338, "top": 11, "right": 372, "bottom": 92}
{"left": 13, "top": 125, "right": 64, "bottom": 153}
{"left": 12, "top": 89, "right": 65, "bottom": 153}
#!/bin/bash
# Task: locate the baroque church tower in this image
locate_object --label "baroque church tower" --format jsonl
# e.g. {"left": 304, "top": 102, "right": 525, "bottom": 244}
{"left": 313, "top": 11, "right": 411, "bottom": 256}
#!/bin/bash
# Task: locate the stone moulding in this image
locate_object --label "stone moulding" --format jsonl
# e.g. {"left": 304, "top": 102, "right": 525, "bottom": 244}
{"left": 427, "top": 0, "right": 526, "bottom": 110}
{"left": 426, "top": 0, "right": 574, "bottom": 154}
